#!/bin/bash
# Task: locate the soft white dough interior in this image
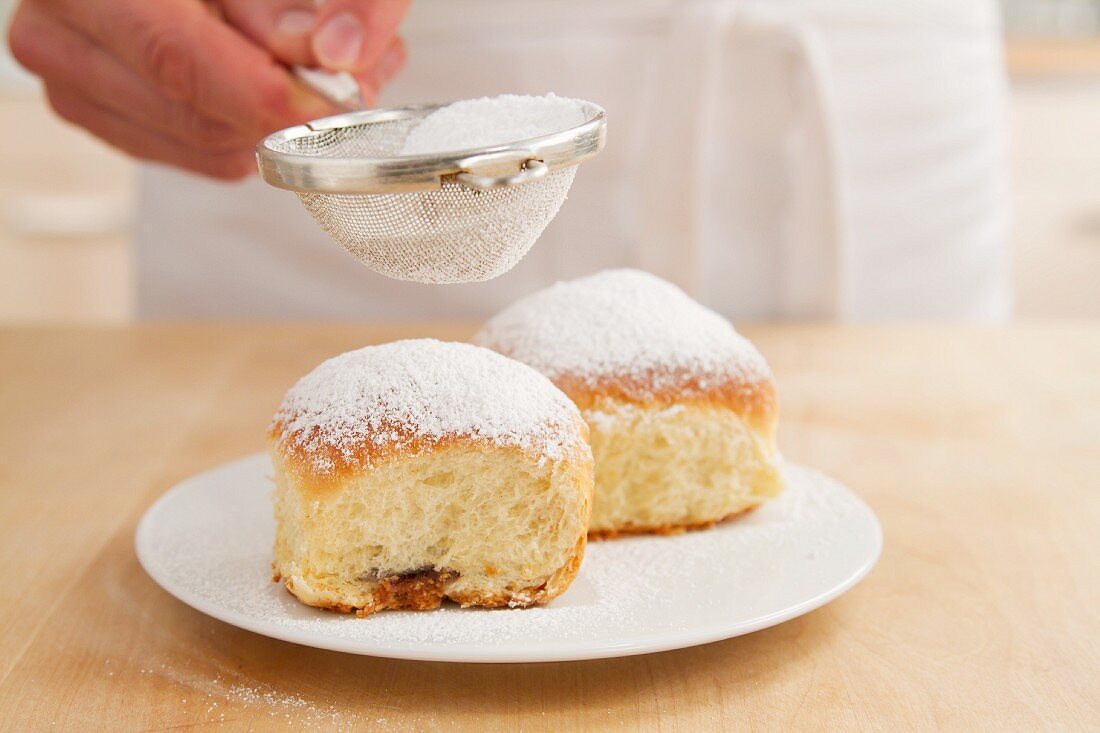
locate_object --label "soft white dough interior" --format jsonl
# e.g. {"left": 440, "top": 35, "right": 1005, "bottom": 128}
{"left": 273, "top": 445, "right": 590, "bottom": 607}
{"left": 584, "top": 401, "right": 782, "bottom": 532}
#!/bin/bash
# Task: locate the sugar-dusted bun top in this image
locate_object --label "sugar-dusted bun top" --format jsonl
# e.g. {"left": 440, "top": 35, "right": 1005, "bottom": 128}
{"left": 474, "top": 269, "right": 774, "bottom": 410}
{"left": 270, "top": 339, "right": 587, "bottom": 478}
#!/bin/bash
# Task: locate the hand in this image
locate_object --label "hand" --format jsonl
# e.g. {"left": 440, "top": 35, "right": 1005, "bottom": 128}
{"left": 7, "top": 0, "right": 410, "bottom": 180}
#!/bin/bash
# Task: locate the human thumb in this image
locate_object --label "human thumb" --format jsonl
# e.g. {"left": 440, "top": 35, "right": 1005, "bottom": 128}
{"left": 311, "top": 0, "right": 411, "bottom": 73}
{"left": 217, "top": 0, "right": 319, "bottom": 67}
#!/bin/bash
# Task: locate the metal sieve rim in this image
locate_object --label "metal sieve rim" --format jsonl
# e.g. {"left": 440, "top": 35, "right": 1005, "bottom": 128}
{"left": 255, "top": 100, "right": 606, "bottom": 194}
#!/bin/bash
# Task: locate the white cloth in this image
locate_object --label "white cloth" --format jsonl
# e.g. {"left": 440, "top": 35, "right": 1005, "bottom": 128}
{"left": 136, "top": 0, "right": 1010, "bottom": 321}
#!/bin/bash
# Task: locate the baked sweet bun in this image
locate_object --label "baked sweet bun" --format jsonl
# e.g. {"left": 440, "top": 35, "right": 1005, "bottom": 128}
{"left": 268, "top": 339, "right": 594, "bottom": 616}
{"left": 474, "top": 269, "right": 782, "bottom": 538}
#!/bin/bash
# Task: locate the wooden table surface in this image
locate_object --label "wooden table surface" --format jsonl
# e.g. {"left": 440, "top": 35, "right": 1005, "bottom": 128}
{"left": 0, "top": 323, "right": 1097, "bottom": 731}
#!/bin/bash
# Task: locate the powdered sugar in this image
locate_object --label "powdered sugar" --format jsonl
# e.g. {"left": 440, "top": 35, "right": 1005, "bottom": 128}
{"left": 474, "top": 269, "right": 772, "bottom": 396}
{"left": 137, "top": 456, "right": 881, "bottom": 661}
{"left": 400, "top": 93, "right": 587, "bottom": 155}
{"left": 130, "top": 660, "right": 374, "bottom": 728}
{"left": 272, "top": 339, "right": 583, "bottom": 474}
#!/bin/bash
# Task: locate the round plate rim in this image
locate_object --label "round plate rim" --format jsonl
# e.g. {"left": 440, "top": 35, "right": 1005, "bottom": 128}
{"left": 135, "top": 454, "right": 882, "bottom": 663}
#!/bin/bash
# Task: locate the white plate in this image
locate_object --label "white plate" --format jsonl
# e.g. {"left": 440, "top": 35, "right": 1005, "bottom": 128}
{"left": 136, "top": 454, "right": 881, "bottom": 663}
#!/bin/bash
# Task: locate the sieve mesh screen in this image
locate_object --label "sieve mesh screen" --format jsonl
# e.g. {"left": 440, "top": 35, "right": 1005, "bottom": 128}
{"left": 268, "top": 115, "right": 576, "bottom": 284}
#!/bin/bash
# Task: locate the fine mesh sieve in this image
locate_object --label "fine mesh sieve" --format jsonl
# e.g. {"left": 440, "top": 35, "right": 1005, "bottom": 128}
{"left": 256, "top": 101, "right": 606, "bottom": 284}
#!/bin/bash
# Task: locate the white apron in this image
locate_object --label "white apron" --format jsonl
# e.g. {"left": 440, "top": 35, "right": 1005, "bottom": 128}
{"left": 136, "top": 0, "right": 1010, "bottom": 321}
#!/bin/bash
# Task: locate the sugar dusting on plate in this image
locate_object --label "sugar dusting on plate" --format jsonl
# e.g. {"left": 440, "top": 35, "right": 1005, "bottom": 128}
{"left": 139, "top": 459, "right": 875, "bottom": 657}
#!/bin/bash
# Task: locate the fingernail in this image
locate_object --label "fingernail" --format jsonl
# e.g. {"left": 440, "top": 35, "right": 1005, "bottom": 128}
{"left": 275, "top": 9, "right": 315, "bottom": 38}
{"left": 376, "top": 43, "right": 403, "bottom": 83}
{"left": 313, "top": 12, "right": 363, "bottom": 70}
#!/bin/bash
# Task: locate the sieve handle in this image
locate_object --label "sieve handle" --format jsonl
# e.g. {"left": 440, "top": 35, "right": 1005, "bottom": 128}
{"left": 292, "top": 66, "right": 363, "bottom": 112}
{"left": 455, "top": 159, "right": 548, "bottom": 190}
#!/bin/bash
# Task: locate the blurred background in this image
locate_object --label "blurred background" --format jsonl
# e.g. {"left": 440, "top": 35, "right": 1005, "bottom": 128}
{"left": 0, "top": 0, "right": 1097, "bottom": 323}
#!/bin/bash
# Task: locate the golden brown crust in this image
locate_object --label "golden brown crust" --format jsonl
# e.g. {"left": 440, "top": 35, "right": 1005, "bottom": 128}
{"left": 553, "top": 368, "right": 777, "bottom": 429}
{"left": 269, "top": 369, "right": 768, "bottom": 488}
{"left": 282, "top": 571, "right": 460, "bottom": 616}
{"left": 269, "top": 426, "right": 458, "bottom": 491}
{"left": 278, "top": 532, "right": 588, "bottom": 617}
{"left": 269, "top": 418, "right": 591, "bottom": 495}
{"left": 267, "top": 428, "right": 461, "bottom": 494}
{"left": 587, "top": 504, "right": 760, "bottom": 540}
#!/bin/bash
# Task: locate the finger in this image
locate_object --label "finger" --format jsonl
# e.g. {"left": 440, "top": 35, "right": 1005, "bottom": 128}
{"left": 312, "top": 0, "right": 411, "bottom": 73}
{"left": 218, "top": 0, "right": 318, "bottom": 67}
{"left": 340, "top": 36, "right": 402, "bottom": 109}
{"left": 9, "top": 1, "right": 254, "bottom": 153}
{"left": 50, "top": 0, "right": 337, "bottom": 134}
{"left": 357, "top": 35, "right": 405, "bottom": 97}
{"left": 44, "top": 84, "right": 256, "bottom": 181}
